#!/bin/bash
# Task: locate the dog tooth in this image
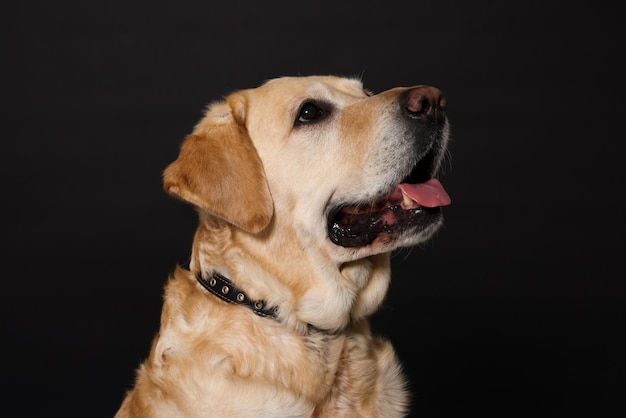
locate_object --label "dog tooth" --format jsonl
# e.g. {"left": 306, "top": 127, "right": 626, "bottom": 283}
{"left": 402, "top": 192, "right": 413, "bottom": 207}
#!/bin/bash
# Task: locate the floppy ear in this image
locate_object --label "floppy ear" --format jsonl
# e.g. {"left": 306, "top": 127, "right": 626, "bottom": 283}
{"left": 162, "top": 101, "right": 273, "bottom": 234}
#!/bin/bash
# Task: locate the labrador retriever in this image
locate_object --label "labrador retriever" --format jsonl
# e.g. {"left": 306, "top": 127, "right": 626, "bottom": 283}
{"left": 115, "top": 75, "right": 451, "bottom": 417}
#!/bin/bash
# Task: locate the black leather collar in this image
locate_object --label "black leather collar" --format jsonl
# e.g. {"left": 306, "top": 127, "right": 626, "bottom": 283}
{"left": 196, "top": 271, "right": 279, "bottom": 319}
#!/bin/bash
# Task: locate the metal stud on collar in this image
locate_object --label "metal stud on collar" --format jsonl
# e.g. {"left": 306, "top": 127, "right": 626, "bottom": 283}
{"left": 195, "top": 271, "right": 279, "bottom": 320}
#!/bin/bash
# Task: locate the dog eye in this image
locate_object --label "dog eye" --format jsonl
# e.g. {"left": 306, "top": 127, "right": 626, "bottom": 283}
{"left": 295, "top": 101, "right": 329, "bottom": 126}
{"left": 300, "top": 103, "right": 320, "bottom": 120}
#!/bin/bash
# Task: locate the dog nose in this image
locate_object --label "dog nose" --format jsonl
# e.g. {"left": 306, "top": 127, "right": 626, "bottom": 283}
{"left": 405, "top": 86, "right": 446, "bottom": 124}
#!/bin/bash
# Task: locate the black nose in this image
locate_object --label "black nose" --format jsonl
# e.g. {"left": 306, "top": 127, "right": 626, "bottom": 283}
{"left": 404, "top": 86, "right": 446, "bottom": 124}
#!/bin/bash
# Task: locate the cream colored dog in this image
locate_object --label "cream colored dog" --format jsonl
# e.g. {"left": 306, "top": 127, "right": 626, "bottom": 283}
{"left": 115, "top": 75, "right": 451, "bottom": 417}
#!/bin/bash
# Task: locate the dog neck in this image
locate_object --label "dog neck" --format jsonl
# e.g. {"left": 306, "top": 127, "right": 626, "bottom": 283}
{"left": 189, "top": 215, "right": 393, "bottom": 331}
{"left": 196, "top": 270, "right": 343, "bottom": 335}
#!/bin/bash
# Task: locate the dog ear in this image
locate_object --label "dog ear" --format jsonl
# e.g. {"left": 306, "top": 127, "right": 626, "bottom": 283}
{"left": 162, "top": 99, "right": 273, "bottom": 234}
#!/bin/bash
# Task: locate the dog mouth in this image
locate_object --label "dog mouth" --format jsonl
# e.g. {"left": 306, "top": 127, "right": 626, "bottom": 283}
{"left": 327, "top": 160, "right": 451, "bottom": 248}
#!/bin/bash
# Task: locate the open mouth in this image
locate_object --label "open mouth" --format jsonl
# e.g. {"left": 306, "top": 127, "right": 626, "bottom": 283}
{"left": 327, "top": 155, "right": 451, "bottom": 248}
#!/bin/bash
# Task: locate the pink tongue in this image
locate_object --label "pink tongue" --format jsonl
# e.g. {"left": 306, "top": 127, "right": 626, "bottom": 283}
{"left": 397, "top": 178, "right": 451, "bottom": 208}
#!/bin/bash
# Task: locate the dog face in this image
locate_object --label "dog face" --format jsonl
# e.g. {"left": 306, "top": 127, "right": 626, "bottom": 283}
{"left": 165, "top": 76, "right": 450, "bottom": 265}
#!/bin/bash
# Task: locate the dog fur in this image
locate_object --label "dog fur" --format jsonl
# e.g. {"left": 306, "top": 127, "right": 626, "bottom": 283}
{"left": 115, "top": 75, "right": 451, "bottom": 417}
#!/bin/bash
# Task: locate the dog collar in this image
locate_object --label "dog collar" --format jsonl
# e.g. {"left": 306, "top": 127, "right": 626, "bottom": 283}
{"left": 196, "top": 271, "right": 279, "bottom": 319}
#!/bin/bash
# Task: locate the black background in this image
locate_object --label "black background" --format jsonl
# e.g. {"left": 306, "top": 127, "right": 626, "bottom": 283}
{"left": 2, "top": 1, "right": 624, "bottom": 417}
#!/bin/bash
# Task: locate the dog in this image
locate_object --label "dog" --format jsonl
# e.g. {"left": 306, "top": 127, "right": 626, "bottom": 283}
{"left": 115, "top": 75, "right": 451, "bottom": 417}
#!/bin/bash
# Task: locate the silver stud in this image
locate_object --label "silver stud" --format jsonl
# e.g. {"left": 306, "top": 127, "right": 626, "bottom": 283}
{"left": 209, "top": 278, "right": 216, "bottom": 287}
{"left": 221, "top": 286, "right": 229, "bottom": 294}
{"left": 254, "top": 301, "right": 264, "bottom": 309}
{"left": 237, "top": 293, "right": 245, "bottom": 302}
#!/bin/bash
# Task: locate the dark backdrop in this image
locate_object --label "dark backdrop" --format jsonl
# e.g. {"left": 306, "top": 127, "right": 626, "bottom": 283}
{"left": 2, "top": 1, "right": 624, "bottom": 417}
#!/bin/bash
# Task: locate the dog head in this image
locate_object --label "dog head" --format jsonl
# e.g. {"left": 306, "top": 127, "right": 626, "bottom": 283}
{"left": 164, "top": 75, "right": 450, "bottom": 259}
